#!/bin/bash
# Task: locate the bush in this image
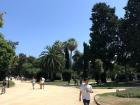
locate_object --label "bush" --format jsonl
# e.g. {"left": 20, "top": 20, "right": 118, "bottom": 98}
{"left": 62, "top": 70, "right": 72, "bottom": 83}
{"left": 54, "top": 73, "right": 61, "bottom": 80}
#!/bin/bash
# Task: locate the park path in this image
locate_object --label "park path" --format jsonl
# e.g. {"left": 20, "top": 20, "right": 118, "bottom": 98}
{"left": 0, "top": 80, "right": 117, "bottom": 105}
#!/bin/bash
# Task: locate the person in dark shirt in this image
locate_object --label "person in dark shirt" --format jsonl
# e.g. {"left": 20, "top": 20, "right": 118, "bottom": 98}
{"left": 1, "top": 79, "right": 7, "bottom": 94}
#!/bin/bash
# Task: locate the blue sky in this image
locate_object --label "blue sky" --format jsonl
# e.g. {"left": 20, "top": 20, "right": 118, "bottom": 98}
{"left": 0, "top": 0, "right": 128, "bottom": 57}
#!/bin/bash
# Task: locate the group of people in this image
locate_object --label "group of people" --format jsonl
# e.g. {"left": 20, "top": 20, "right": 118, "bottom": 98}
{"left": 32, "top": 77, "right": 45, "bottom": 90}
{"left": 32, "top": 77, "right": 93, "bottom": 105}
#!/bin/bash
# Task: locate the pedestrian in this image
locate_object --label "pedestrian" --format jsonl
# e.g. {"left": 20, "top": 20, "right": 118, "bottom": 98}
{"left": 41, "top": 77, "right": 45, "bottom": 89}
{"left": 40, "top": 77, "right": 45, "bottom": 89}
{"left": 1, "top": 79, "right": 7, "bottom": 94}
{"left": 32, "top": 77, "right": 36, "bottom": 90}
{"left": 40, "top": 77, "right": 42, "bottom": 89}
{"left": 79, "top": 78, "right": 93, "bottom": 105}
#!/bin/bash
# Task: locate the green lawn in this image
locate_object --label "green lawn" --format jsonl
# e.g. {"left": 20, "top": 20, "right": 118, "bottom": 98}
{"left": 45, "top": 80, "right": 77, "bottom": 86}
{"left": 116, "top": 88, "right": 140, "bottom": 98}
{"left": 90, "top": 81, "right": 140, "bottom": 89}
{"left": 45, "top": 79, "right": 95, "bottom": 86}
{"left": 96, "top": 88, "right": 140, "bottom": 105}
{"left": 45, "top": 79, "right": 140, "bottom": 89}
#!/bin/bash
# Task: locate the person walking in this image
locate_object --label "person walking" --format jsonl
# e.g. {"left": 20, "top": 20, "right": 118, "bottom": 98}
{"left": 1, "top": 79, "right": 7, "bottom": 94}
{"left": 79, "top": 78, "right": 93, "bottom": 105}
{"left": 41, "top": 77, "right": 45, "bottom": 89}
{"left": 40, "top": 77, "right": 45, "bottom": 89}
{"left": 32, "top": 77, "right": 36, "bottom": 90}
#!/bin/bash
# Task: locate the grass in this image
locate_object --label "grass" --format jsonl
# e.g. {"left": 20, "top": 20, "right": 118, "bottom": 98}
{"left": 116, "top": 88, "right": 140, "bottom": 98}
{"left": 97, "top": 95, "right": 140, "bottom": 105}
{"left": 99, "top": 88, "right": 140, "bottom": 98}
{"left": 45, "top": 79, "right": 96, "bottom": 86}
{"left": 96, "top": 88, "right": 140, "bottom": 105}
{"left": 45, "top": 79, "right": 140, "bottom": 89}
{"left": 90, "top": 81, "right": 140, "bottom": 89}
{"left": 0, "top": 81, "right": 15, "bottom": 88}
{"left": 45, "top": 80, "right": 77, "bottom": 86}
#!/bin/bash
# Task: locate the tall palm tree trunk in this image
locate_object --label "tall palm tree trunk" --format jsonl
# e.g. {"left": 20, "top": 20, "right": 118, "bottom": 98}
{"left": 70, "top": 51, "right": 73, "bottom": 69}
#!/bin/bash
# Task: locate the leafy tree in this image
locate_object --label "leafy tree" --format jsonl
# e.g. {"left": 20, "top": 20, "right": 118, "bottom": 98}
{"left": 22, "top": 63, "right": 41, "bottom": 78}
{"left": 73, "top": 50, "right": 83, "bottom": 77}
{"left": 63, "top": 41, "right": 70, "bottom": 69}
{"left": 0, "top": 12, "right": 4, "bottom": 27}
{"left": 0, "top": 35, "right": 15, "bottom": 80}
{"left": 8, "top": 41, "right": 19, "bottom": 50}
{"left": 83, "top": 42, "right": 90, "bottom": 78}
{"left": 117, "top": 19, "right": 131, "bottom": 75}
{"left": 27, "top": 56, "right": 36, "bottom": 66}
{"left": 0, "top": 14, "right": 17, "bottom": 79}
{"left": 10, "top": 56, "right": 19, "bottom": 76}
{"left": 17, "top": 53, "right": 27, "bottom": 76}
{"left": 62, "top": 70, "right": 72, "bottom": 84}
{"left": 89, "top": 3, "right": 118, "bottom": 83}
{"left": 94, "top": 59, "right": 104, "bottom": 84}
{"left": 122, "top": 0, "right": 140, "bottom": 71}
{"left": 64, "top": 47, "right": 70, "bottom": 69}
{"left": 40, "top": 46, "right": 64, "bottom": 81}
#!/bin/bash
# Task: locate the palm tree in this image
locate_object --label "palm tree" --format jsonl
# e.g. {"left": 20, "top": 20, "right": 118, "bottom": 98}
{"left": 67, "top": 38, "right": 78, "bottom": 68}
{"left": 53, "top": 40, "right": 64, "bottom": 53}
{"left": 40, "top": 46, "right": 64, "bottom": 81}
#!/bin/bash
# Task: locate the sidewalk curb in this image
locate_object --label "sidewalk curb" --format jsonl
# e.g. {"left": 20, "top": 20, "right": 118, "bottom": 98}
{"left": 94, "top": 95, "right": 101, "bottom": 105}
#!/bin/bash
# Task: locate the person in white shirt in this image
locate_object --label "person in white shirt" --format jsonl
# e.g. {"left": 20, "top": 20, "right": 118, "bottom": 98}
{"left": 79, "top": 78, "right": 93, "bottom": 105}
{"left": 32, "top": 77, "right": 36, "bottom": 90}
{"left": 42, "top": 77, "right": 45, "bottom": 89}
{"left": 40, "top": 77, "right": 45, "bottom": 89}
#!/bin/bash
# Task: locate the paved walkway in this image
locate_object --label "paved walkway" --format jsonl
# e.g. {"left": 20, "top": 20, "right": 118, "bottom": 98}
{"left": 0, "top": 80, "right": 117, "bottom": 105}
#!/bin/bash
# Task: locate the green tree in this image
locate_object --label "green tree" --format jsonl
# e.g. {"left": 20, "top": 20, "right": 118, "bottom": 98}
{"left": 123, "top": 0, "right": 140, "bottom": 71}
{"left": 73, "top": 50, "right": 83, "bottom": 77}
{"left": 83, "top": 42, "right": 90, "bottom": 78}
{"left": 94, "top": 59, "right": 104, "bottom": 84}
{"left": 27, "top": 56, "right": 36, "bottom": 66}
{"left": 22, "top": 63, "right": 41, "bottom": 78}
{"left": 40, "top": 46, "right": 64, "bottom": 81}
{"left": 10, "top": 56, "right": 19, "bottom": 76}
{"left": 0, "top": 35, "right": 15, "bottom": 80}
{"left": 17, "top": 53, "right": 27, "bottom": 76}
{"left": 117, "top": 18, "right": 131, "bottom": 76}
{"left": 89, "top": 3, "right": 118, "bottom": 83}
{"left": 64, "top": 47, "right": 70, "bottom": 69}
{"left": 8, "top": 41, "right": 19, "bottom": 50}
{"left": 0, "top": 12, "right": 4, "bottom": 27}
{"left": 63, "top": 41, "right": 70, "bottom": 69}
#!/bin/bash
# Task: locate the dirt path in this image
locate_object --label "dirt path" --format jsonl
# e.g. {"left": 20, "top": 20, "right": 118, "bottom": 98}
{"left": 0, "top": 80, "right": 117, "bottom": 105}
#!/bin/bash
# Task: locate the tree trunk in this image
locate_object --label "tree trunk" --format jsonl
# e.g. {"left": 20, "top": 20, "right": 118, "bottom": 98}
{"left": 50, "top": 71, "right": 54, "bottom": 81}
{"left": 70, "top": 51, "right": 73, "bottom": 69}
